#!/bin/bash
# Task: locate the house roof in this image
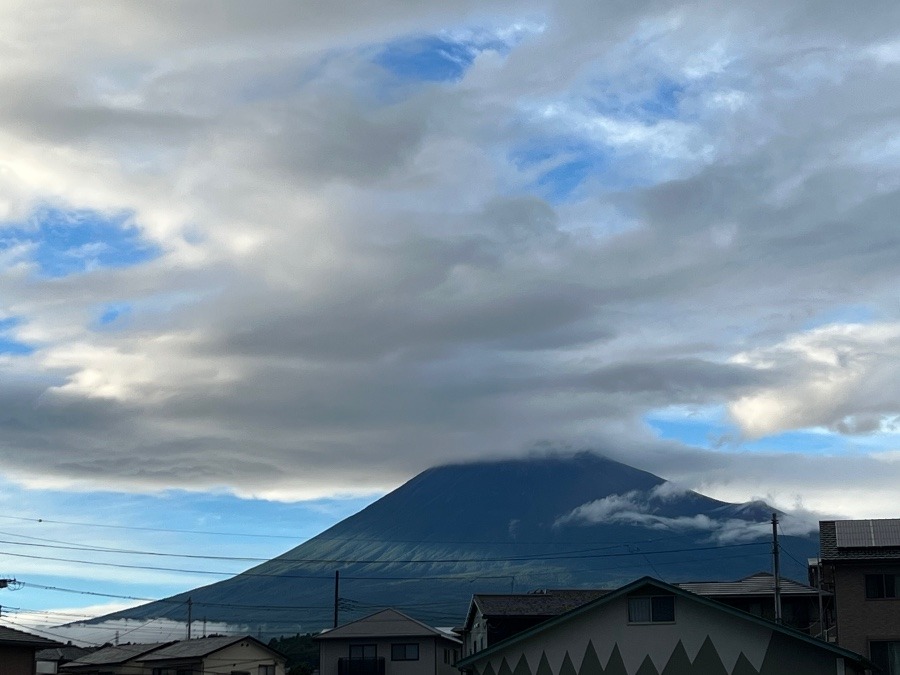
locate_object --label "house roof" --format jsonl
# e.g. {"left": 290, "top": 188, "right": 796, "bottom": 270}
{"left": 140, "top": 635, "right": 282, "bottom": 662}
{"left": 36, "top": 646, "right": 97, "bottom": 663}
{"left": 0, "top": 625, "right": 62, "bottom": 649}
{"left": 677, "top": 571, "right": 825, "bottom": 597}
{"left": 820, "top": 519, "right": 900, "bottom": 561}
{"left": 65, "top": 641, "right": 174, "bottom": 666}
{"left": 316, "top": 608, "right": 460, "bottom": 643}
{"left": 456, "top": 576, "right": 870, "bottom": 670}
{"left": 464, "top": 590, "right": 611, "bottom": 630}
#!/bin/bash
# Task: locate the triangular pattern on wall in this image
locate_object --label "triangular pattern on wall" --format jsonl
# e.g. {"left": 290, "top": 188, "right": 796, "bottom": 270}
{"left": 514, "top": 654, "right": 533, "bottom": 675}
{"left": 498, "top": 657, "right": 514, "bottom": 675}
{"left": 481, "top": 663, "right": 497, "bottom": 675}
{"left": 535, "top": 652, "right": 554, "bottom": 675}
{"left": 579, "top": 640, "right": 604, "bottom": 675}
{"left": 691, "top": 636, "right": 729, "bottom": 675}
{"left": 635, "top": 655, "right": 661, "bottom": 675}
{"left": 661, "top": 640, "right": 692, "bottom": 675}
{"left": 731, "top": 653, "right": 761, "bottom": 675}
{"left": 603, "top": 644, "right": 628, "bottom": 675}
{"left": 559, "top": 652, "right": 578, "bottom": 675}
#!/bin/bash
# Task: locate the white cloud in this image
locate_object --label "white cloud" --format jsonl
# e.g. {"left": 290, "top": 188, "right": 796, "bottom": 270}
{"left": 0, "top": 0, "right": 896, "bottom": 512}
{"left": 729, "top": 323, "right": 900, "bottom": 437}
{"left": 555, "top": 488, "right": 818, "bottom": 544}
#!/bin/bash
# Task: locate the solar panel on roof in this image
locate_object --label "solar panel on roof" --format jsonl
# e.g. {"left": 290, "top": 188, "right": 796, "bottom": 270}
{"left": 834, "top": 519, "right": 900, "bottom": 548}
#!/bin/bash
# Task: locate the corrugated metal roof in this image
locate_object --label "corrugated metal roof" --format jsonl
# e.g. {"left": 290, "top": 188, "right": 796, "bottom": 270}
{"left": 835, "top": 518, "right": 900, "bottom": 548}
{"left": 140, "top": 635, "right": 266, "bottom": 661}
{"left": 677, "top": 572, "right": 822, "bottom": 597}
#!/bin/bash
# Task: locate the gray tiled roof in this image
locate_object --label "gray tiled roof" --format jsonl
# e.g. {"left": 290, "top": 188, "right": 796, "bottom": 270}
{"left": 36, "top": 646, "right": 96, "bottom": 663}
{"left": 474, "top": 589, "right": 612, "bottom": 618}
{"left": 677, "top": 572, "right": 823, "bottom": 597}
{"left": 140, "top": 635, "right": 271, "bottom": 661}
{"left": 65, "top": 642, "right": 172, "bottom": 666}
{"left": 0, "top": 625, "right": 61, "bottom": 648}
{"left": 820, "top": 519, "right": 900, "bottom": 561}
{"left": 317, "top": 608, "right": 459, "bottom": 642}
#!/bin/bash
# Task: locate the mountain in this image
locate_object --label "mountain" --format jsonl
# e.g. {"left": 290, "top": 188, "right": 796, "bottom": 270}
{"left": 87, "top": 453, "right": 817, "bottom": 634}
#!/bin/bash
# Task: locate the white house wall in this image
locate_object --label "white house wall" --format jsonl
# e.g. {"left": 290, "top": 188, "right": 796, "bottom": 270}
{"left": 319, "top": 636, "right": 457, "bottom": 675}
{"left": 196, "top": 641, "right": 286, "bottom": 675}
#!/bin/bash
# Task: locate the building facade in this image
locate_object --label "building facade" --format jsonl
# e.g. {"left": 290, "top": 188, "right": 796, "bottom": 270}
{"left": 0, "top": 626, "right": 61, "bottom": 675}
{"left": 62, "top": 636, "right": 284, "bottom": 675}
{"left": 316, "top": 608, "right": 460, "bottom": 675}
{"left": 819, "top": 518, "right": 900, "bottom": 674}
{"left": 457, "top": 577, "right": 869, "bottom": 675}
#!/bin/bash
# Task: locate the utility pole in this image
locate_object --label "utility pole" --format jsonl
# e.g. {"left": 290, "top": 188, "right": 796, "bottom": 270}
{"left": 187, "top": 597, "right": 193, "bottom": 639}
{"left": 772, "top": 513, "right": 782, "bottom": 623}
{"left": 333, "top": 571, "right": 340, "bottom": 628}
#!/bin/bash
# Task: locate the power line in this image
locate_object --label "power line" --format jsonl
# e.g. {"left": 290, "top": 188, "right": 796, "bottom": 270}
{"left": 0, "top": 515, "right": 303, "bottom": 540}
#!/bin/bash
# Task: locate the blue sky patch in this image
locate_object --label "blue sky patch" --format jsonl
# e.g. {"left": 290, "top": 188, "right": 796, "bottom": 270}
{"left": 803, "top": 304, "right": 876, "bottom": 330}
{"left": 98, "top": 303, "right": 133, "bottom": 327}
{"left": 375, "top": 35, "right": 477, "bottom": 82}
{"left": 512, "top": 138, "right": 612, "bottom": 202}
{"left": 646, "top": 408, "right": 867, "bottom": 456}
{"left": 646, "top": 414, "right": 734, "bottom": 449}
{"left": 0, "top": 317, "right": 33, "bottom": 355}
{"left": 640, "top": 79, "right": 685, "bottom": 119}
{"left": 1, "top": 206, "right": 160, "bottom": 278}
{"left": 586, "top": 76, "right": 686, "bottom": 123}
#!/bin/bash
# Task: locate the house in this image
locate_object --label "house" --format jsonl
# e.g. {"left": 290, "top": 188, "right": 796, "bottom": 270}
{"left": 61, "top": 636, "right": 285, "bottom": 675}
{"left": 0, "top": 625, "right": 61, "bottom": 675}
{"left": 677, "top": 571, "right": 827, "bottom": 635}
{"left": 60, "top": 642, "right": 174, "bottom": 675}
{"left": 456, "top": 576, "right": 870, "bottom": 675}
{"left": 35, "top": 646, "right": 97, "bottom": 674}
{"left": 137, "top": 635, "right": 286, "bottom": 675}
{"left": 818, "top": 518, "right": 900, "bottom": 673}
{"left": 315, "top": 608, "right": 461, "bottom": 675}
{"left": 460, "top": 572, "right": 825, "bottom": 656}
{"left": 461, "top": 590, "right": 610, "bottom": 656}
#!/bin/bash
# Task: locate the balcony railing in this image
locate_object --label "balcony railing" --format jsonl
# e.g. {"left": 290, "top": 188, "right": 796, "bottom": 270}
{"left": 337, "top": 657, "right": 385, "bottom": 675}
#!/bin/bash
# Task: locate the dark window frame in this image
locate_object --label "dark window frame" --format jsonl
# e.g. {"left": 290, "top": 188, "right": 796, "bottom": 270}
{"left": 627, "top": 594, "right": 676, "bottom": 623}
{"left": 865, "top": 573, "right": 899, "bottom": 599}
{"left": 870, "top": 640, "right": 900, "bottom": 675}
{"left": 390, "top": 643, "right": 419, "bottom": 661}
{"left": 349, "top": 643, "right": 377, "bottom": 660}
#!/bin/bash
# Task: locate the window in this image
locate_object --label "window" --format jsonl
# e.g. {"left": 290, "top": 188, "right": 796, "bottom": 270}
{"left": 391, "top": 643, "right": 419, "bottom": 661}
{"left": 871, "top": 641, "right": 900, "bottom": 675}
{"left": 259, "top": 666, "right": 276, "bottom": 675}
{"left": 628, "top": 595, "right": 675, "bottom": 623}
{"left": 349, "top": 644, "right": 376, "bottom": 660}
{"left": 866, "top": 574, "right": 900, "bottom": 599}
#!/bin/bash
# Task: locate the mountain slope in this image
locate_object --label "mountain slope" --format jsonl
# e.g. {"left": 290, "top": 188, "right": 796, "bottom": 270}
{"left": 89, "top": 453, "right": 817, "bottom": 633}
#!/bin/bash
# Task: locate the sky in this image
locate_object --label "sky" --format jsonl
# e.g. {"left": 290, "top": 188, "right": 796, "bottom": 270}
{"left": 0, "top": 0, "right": 899, "bottom": 643}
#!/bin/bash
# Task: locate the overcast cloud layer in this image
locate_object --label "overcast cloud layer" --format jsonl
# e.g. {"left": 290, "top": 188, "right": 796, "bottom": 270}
{"left": 1, "top": 1, "right": 899, "bottom": 515}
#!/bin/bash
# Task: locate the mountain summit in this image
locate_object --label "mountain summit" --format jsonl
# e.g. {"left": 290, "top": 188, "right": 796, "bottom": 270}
{"left": 89, "top": 453, "right": 816, "bottom": 633}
